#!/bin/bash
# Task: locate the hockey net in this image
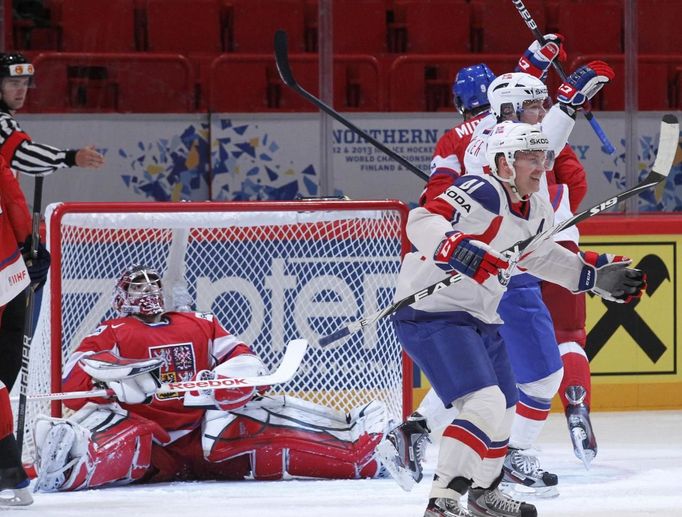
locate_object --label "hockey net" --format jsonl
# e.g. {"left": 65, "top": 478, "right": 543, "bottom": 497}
{"left": 21, "top": 200, "right": 412, "bottom": 462}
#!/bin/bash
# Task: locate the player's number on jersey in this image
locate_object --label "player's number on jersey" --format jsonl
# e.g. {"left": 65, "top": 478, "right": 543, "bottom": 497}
{"left": 458, "top": 178, "right": 486, "bottom": 194}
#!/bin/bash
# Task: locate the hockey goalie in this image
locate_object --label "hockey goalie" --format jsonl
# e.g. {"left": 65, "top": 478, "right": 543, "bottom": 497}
{"left": 33, "top": 265, "right": 387, "bottom": 491}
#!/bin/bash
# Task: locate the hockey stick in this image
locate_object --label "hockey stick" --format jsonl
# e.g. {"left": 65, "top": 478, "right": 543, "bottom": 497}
{"left": 15, "top": 176, "right": 44, "bottom": 456}
{"left": 318, "top": 114, "right": 679, "bottom": 347}
{"left": 274, "top": 30, "right": 429, "bottom": 182}
{"left": 27, "top": 338, "right": 309, "bottom": 402}
{"left": 511, "top": 0, "right": 616, "bottom": 155}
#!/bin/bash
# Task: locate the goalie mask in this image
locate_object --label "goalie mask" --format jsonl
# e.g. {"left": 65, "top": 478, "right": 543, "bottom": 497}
{"left": 112, "top": 265, "right": 165, "bottom": 317}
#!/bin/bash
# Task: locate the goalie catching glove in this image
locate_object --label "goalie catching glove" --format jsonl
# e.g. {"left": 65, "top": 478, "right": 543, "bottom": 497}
{"left": 575, "top": 251, "right": 646, "bottom": 303}
{"left": 184, "top": 353, "right": 267, "bottom": 411}
{"left": 80, "top": 351, "right": 163, "bottom": 404}
{"left": 516, "top": 33, "right": 566, "bottom": 81}
{"left": 433, "top": 229, "right": 509, "bottom": 284}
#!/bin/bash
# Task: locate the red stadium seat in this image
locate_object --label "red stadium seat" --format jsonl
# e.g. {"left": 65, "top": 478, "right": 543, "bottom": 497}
{"left": 27, "top": 53, "right": 196, "bottom": 113}
{"left": 229, "top": 0, "right": 306, "bottom": 53}
{"left": 569, "top": 55, "right": 677, "bottom": 111}
{"left": 209, "top": 54, "right": 383, "bottom": 112}
{"left": 57, "top": 0, "right": 137, "bottom": 52}
{"left": 305, "top": 0, "right": 388, "bottom": 54}
{"left": 145, "top": 0, "right": 224, "bottom": 53}
{"left": 556, "top": 0, "right": 623, "bottom": 56}
{"left": 471, "top": 0, "right": 546, "bottom": 53}
{"left": 638, "top": 0, "right": 682, "bottom": 54}
{"left": 388, "top": 54, "right": 518, "bottom": 111}
{"left": 394, "top": 0, "right": 471, "bottom": 53}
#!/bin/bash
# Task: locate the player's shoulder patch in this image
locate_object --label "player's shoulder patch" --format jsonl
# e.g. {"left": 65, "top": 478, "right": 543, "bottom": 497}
{"left": 193, "top": 311, "right": 214, "bottom": 322}
{"left": 85, "top": 324, "right": 108, "bottom": 338}
{"left": 439, "top": 175, "right": 501, "bottom": 216}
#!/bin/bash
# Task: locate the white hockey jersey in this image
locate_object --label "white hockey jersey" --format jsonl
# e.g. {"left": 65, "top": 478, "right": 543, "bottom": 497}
{"left": 394, "top": 174, "right": 584, "bottom": 325}
{"left": 462, "top": 106, "right": 579, "bottom": 244}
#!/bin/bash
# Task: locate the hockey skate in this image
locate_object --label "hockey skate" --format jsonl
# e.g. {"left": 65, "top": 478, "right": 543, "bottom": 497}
{"left": 469, "top": 474, "right": 537, "bottom": 517}
{"left": 0, "top": 468, "right": 33, "bottom": 507}
{"left": 501, "top": 447, "right": 558, "bottom": 498}
{"left": 424, "top": 497, "right": 473, "bottom": 517}
{"left": 376, "top": 411, "right": 431, "bottom": 491}
{"left": 565, "top": 385, "right": 597, "bottom": 469}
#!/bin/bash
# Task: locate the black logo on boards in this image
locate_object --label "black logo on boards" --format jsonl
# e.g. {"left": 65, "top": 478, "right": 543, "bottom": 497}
{"left": 586, "top": 254, "right": 670, "bottom": 364}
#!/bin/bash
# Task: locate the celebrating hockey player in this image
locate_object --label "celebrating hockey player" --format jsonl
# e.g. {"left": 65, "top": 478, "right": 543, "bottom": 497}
{"left": 392, "top": 121, "right": 645, "bottom": 517}
{"left": 33, "top": 265, "right": 387, "bottom": 492}
{"left": 379, "top": 38, "right": 604, "bottom": 497}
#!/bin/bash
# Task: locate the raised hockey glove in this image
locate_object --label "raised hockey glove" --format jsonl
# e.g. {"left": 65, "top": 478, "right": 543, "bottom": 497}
{"left": 516, "top": 33, "right": 566, "bottom": 81}
{"left": 576, "top": 251, "right": 647, "bottom": 303}
{"left": 20, "top": 236, "right": 51, "bottom": 291}
{"left": 433, "top": 231, "right": 509, "bottom": 284}
{"left": 80, "top": 350, "right": 163, "bottom": 404}
{"left": 184, "top": 353, "right": 266, "bottom": 411}
{"left": 557, "top": 60, "right": 615, "bottom": 110}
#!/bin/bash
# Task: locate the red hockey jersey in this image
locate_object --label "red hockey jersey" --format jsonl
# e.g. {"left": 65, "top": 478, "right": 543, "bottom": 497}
{"left": 62, "top": 311, "right": 253, "bottom": 440}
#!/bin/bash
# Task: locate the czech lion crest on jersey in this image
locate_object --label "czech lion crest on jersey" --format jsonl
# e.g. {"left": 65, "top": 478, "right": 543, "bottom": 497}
{"left": 149, "top": 343, "right": 196, "bottom": 399}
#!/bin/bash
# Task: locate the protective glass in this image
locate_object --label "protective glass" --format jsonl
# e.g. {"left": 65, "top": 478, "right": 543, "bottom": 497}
{"left": 520, "top": 100, "right": 547, "bottom": 120}
{"left": 513, "top": 149, "right": 556, "bottom": 171}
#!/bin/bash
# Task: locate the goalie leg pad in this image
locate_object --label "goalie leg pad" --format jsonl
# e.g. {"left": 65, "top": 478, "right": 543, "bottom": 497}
{"left": 203, "top": 397, "right": 387, "bottom": 480}
{"left": 34, "top": 403, "right": 169, "bottom": 491}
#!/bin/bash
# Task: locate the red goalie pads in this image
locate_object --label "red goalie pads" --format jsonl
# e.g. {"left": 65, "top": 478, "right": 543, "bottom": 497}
{"left": 206, "top": 414, "right": 383, "bottom": 480}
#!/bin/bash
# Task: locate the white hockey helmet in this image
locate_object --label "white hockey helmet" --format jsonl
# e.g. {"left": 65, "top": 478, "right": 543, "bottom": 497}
{"left": 488, "top": 72, "right": 548, "bottom": 120}
{"left": 112, "top": 265, "right": 165, "bottom": 317}
{"left": 485, "top": 121, "right": 554, "bottom": 200}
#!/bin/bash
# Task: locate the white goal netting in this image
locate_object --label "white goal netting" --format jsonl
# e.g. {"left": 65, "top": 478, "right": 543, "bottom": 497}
{"left": 20, "top": 200, "right": 411, "bottom": 462}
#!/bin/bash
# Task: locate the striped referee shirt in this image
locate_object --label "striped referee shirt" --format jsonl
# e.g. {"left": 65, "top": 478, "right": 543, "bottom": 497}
{"left": 0, "top": 110, "right": 76, "bottom": 175}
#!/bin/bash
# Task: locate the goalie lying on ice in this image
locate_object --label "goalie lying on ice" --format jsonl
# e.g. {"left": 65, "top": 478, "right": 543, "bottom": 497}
{"left": 32, "top": 264, "right": 387, "bottom": 492}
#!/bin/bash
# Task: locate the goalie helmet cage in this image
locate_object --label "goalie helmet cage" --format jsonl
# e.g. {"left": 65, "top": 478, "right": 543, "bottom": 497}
{"left": 22, "top": 199, "right": 413, "bottom": 462}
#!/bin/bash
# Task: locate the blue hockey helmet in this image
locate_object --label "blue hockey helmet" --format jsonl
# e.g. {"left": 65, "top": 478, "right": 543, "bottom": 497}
{"left": 452, "top": 63, "right": 496, "bottom": 115}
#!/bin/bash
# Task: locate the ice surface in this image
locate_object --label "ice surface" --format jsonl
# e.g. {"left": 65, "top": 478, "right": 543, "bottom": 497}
{"left": 5, "top": 410, "right": 681, "bottom": 516}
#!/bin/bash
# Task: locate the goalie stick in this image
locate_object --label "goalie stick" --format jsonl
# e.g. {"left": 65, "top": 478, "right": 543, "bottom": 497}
{"left": 510, "top": 0, "right": 616, "bottom": 155}
{"left": 318, "top": 114, "right": 679, "bottom": 347}
{"left": 274, "top": 30, "right": 429, "bottom": 182}
{"left": 27, "top": 338, "right": 309, "bottom": 402}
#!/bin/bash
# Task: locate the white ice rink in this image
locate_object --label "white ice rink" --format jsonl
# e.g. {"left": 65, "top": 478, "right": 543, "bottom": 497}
{"left": 6, "top": 410, "right": 682, "bottom": 517}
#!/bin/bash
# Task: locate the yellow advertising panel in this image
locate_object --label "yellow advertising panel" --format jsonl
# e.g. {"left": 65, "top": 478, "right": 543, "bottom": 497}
{"left": 578, "top": 233, "right": 681, "bottom": 410}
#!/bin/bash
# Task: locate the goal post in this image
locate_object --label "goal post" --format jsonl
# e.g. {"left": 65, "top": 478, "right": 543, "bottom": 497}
{"left": 22, "top": 199, "right": 413, "bottom": 461}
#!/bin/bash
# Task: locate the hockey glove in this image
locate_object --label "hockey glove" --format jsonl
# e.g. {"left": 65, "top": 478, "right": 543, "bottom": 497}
{"left": 184, "top": 353, "right": 266, "bottom": 411}
{"left": 516, "top": 33, "right": 566, "bottom": 81}
{"left": 20, "top": 236, "right": 51, "bottom": 291}
{"left": 557, "top": 60, "right": 615, "bottom": 110}
{"left": 433, "top": 231, "right": 509, "bottom": 284}
{"left": 576, "top": 251, "right": 647, "bottom": 303}
{"left": 80, "top": 350, "right": 163, "bottom": 404}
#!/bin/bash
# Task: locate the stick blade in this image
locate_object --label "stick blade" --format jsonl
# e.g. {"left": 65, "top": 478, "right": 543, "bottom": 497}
{"left": 652, "top": 114, "right": 679, "bottom": 177}
{"left": 274, "top": 30, "right": 296, "bottom": 87}
{"left": 265, "top": 338, "right": 308, "bottom": 384}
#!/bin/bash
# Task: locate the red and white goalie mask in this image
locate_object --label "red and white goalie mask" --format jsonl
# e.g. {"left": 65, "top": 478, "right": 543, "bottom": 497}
{"left": 112, "top": 265, "right": 165, "bottom": 317}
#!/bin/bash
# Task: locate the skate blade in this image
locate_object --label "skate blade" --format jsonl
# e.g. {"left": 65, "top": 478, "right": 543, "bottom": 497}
{"left": 375, "top": 440, "right": 417, "bottom": 492}
{"left": 570, "top": 429, "right": 596, "bottom": 470}
{"left": 499, "top": 481, "right": 559, "bottom": 499}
